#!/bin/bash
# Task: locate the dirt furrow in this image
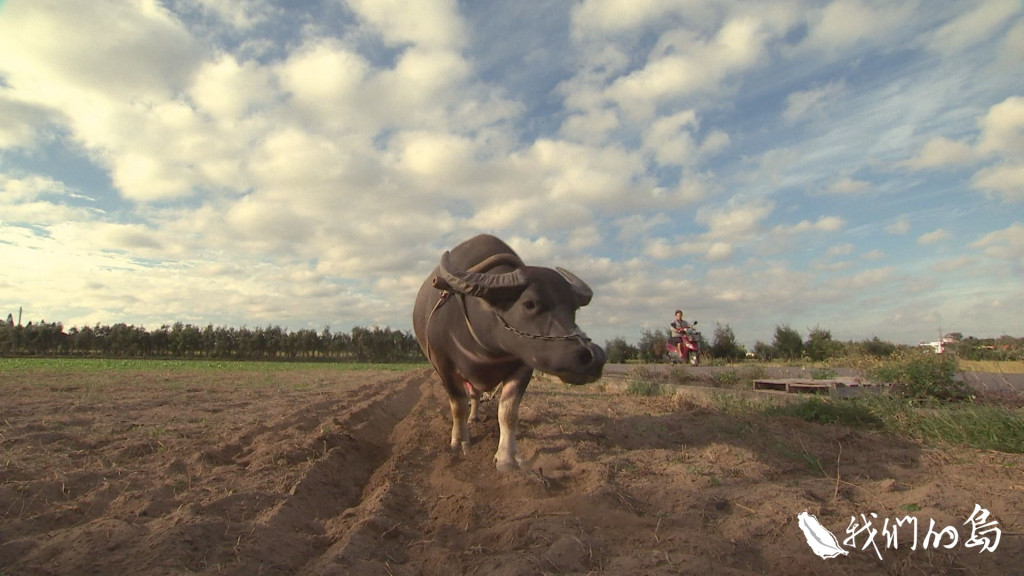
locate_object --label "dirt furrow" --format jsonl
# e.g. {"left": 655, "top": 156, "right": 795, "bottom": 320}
{"left": 221, "top": 370, "right": 429, "bottom": 575}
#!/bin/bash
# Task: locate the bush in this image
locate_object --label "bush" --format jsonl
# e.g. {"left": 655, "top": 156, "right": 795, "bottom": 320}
{"left": 868, "top": 350, "right": 969, "bottom": 401}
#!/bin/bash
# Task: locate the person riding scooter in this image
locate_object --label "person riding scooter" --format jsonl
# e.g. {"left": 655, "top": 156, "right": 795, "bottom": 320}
{"left": 668, "top": 310, "right": 690, "bottom": 357}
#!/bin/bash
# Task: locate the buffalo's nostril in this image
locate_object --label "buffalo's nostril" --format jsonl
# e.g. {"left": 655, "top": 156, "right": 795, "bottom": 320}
{"left": 578, "top": 347, "right": 595, "bottom": 366}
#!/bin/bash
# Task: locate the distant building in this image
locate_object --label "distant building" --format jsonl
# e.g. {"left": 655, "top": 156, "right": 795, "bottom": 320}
{"left": 919, "top": 336, "right": 955, "bottom": 353}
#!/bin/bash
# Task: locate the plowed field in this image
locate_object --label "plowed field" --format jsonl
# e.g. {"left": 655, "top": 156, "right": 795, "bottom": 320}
{"left": 1, "top": 367, "right": 1021, "bottom": 575}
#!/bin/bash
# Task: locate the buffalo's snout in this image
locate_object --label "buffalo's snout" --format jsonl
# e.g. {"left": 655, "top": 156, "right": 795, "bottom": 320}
{"left": 553, "top": 339, "right": 605, "bottom": 385}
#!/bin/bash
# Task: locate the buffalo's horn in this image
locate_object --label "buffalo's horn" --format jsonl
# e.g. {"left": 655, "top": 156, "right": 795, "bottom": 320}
{"left": 438, "top": 251, "right": 527, "bottom": 299}
{"left": 556, "top": 267, "right": 593, "bottom": 307}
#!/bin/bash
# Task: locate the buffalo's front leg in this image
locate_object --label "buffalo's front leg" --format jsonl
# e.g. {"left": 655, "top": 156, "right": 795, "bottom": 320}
{"left": 494, "top": 366, "right": 532, "bottom": 472}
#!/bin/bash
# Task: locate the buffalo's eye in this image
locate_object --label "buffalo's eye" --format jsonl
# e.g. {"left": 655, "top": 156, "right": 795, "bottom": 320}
{"left": 522, "top": 300, "right": 537, "bottom": 311}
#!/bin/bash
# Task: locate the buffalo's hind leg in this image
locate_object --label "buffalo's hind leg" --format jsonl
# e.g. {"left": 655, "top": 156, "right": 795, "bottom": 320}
{"left": 467, "top": 381, "right": 483, "bottom": 422}
{"left": 440, "top": 370, "right": 471, "bottom": 455}
{"left": 494, "top": 366, "right": 533, "bottom": 472}
{"left": 448, "top": 397, "right": 471, "bottom": 455}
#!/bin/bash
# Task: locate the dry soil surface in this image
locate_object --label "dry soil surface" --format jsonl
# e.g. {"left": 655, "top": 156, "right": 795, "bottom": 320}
{"left": 1, "top": 367, "right": 1021, "bottom": 575}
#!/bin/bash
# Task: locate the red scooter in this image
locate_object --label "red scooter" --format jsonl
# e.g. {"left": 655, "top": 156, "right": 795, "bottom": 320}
{"left": 666, "top": 321, "right": 701, "bottom": 366}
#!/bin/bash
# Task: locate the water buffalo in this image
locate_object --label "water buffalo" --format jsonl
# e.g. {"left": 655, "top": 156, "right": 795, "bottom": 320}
{"left": 413, "top": 234, "right": 606, "bottom": 471}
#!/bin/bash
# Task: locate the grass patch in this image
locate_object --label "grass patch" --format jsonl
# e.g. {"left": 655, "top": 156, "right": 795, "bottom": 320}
{"left": 626, "top": 379, "right": 667, "bottom": 396}
{"left": 960, "top": 359, "right": 1024, "bottom": 374}
{"left": 720, "top": 393, "right": 1024, "bottom": 454}
{"left": 0, "top": 358, "right": 423, "bottom": 374}
{"left": 625, "top": 366, "right": 668, "bottom": 396}
{"left": 768, "top": 396, "right": 884, "bottom": 428}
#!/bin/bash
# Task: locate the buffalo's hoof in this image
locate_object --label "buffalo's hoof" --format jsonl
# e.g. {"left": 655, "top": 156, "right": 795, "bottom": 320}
{"left": 494, "top": 455, "right": 521, "bottom": 472}
{"left": 449, "top": 441, "right": 470, "bottom": 456}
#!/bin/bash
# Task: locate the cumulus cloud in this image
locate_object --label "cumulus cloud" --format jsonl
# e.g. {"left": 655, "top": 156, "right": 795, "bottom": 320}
{"left": 696, "top": 198, "right": 774, "bottom": 240}
{"left": 603, "top": 17, "right": 768, "bottom": 117}
{"left": 971, "top": 223, "right": 1024, "bottom": 272}
{"left": 905, "top": 137, "right": 977, "bottom": 169}
{"left": 0, "top": 0, "right": 1019, "bottom": 346}
{"left": 347, "top": 0, "right": 467, "bottom": 51}
{"left": 976, "top": 96, "right": 1024, "bottom": 157}
{"left": 973, "top": 96, "right": 1024, "bottom": 202}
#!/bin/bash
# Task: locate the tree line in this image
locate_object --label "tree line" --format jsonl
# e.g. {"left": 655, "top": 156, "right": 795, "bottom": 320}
{"left": 0, "top": 319, "right": 425, "bottom": 363}
{"left": 604, "top": 323, "right": 1024, "bottom": 364}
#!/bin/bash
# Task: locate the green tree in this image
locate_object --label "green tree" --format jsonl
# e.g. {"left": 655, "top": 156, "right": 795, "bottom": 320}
{"left": 710, "top": 323, "right": 745, "bottom": 362}
{"left": 753, "top": 340, "right": 773, "bottom": 361}
{"left": 604, "top": 336, "right": 638, "bottom": 364}
{"left": 638, "top": 328, "right": 668, "bottom": 363}
{"left": 772, "top": 324, "right": 803, "bottom": 360}
{"left": 860, "top": 336, "right": 896, "bottom": 358}
{"left": 804, "top": 326, "right": 842, "bottom": 361}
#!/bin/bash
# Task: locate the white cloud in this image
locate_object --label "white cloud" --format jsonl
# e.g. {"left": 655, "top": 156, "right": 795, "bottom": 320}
{"left": 905, "top": 136, "right": 976, "bottom": 169}
{"left": 827, "top": 244, "right": 855, "bottom": 257}
{"left": 971, "top": 223, "right": 1024, "bottom": 272}
{"left": 696, "top": 198, "right": 774, "bottom": 239}
{"left": 0, "top": 0, "right": 1020, "bottom": 348}
{"left": 705, "top": 241, "right": 734, "bottom": 261}
{"left": 973, "top": 96, "right": 1024, "bottom": 202}
{"left": 570, "top": 0, "right": 687, "bottom": 38}
{"left": 191, "top": 54, "right": 276, "bottom": 124}
{"left": 887, "top": 220, "right": 911, "bottom": 235}
{"left": 559, "top": 109, "right": 620, "bottom": 144}
{"left": 615, "top": 213, "right": 669, "bottom": 241}
{"left": 347, "top": 0, "right": 467, "bottom": 51}
{"left": 927, "top": 0, "right": 1022, "bottom": 55}
{"left": 976, "top": 96, "right": 1024, "bottom": 158}
{"left": 918, "top": 228, "right": 952, "bottom": 245}
{"left": 826, "top": 177, "right": 871, "bottom": 195}
{"left": 800, "top": 0, "right": 917, "bottom": 54}
{"left": 972, "top": 164, "right": 1024, "bottom": 202}
{"left": 843, "top": 266, "right": 895, "bottom": 290}
{"left": 783, "top": 82, "right": 845, "bottom": 121}
{"left": 0, "top": 1, "right": 200, "bottom": 101}
{"left": 192, "top": 0, "right": 276, "bottom": 29}
{"left": 603, "top": 17, "right": 768, "bottom": 117}
{"left": 643, "top": 110, "right": 699, "bottom": 166}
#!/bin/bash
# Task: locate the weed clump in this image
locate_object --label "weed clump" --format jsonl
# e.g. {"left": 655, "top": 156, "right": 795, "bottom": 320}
{"left": 868, "top": 350, "right": 969, "bottom": 401}
{"left": 625, "top": 366, "right": 667, "bottom": 396}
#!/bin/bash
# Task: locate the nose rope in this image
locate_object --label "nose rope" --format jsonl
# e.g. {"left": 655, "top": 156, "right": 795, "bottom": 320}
{"left": 494, "top": 313, "right": 588, "bottom": 343}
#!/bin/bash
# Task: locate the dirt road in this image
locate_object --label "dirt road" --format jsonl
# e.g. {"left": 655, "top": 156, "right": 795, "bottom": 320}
{"left": 1, "top": 368, "right": 1021, "bottom": 574}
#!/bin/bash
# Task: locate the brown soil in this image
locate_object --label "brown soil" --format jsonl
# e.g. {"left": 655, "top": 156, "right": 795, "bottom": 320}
{"left": 1, "top": 367, "right": 1021, "bottom": 575}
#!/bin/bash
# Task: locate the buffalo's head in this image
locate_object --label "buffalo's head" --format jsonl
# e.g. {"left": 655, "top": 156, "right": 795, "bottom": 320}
{"left": 433, "top": 251, "right": 606, "bottom": 384}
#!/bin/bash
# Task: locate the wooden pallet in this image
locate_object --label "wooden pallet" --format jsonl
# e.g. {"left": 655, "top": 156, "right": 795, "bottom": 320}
{"left": 753, "top": 378, "right": 884, "bottom": 396}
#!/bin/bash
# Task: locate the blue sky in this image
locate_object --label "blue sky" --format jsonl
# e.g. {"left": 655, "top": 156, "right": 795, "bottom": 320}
{"left": 1, "top": 0, "right": 1021, "bottom": 348}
